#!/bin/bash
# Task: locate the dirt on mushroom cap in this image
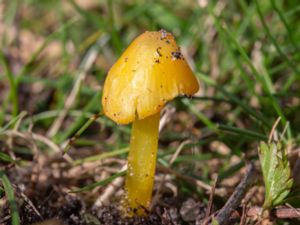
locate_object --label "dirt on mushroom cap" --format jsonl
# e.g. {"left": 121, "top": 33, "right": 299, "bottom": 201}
{"left": 102, "top": 30, "right": 199, "bottom": 124}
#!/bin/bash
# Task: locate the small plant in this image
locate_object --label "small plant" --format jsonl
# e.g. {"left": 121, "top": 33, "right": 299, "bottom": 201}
{"left": 101, "top": 30, "right": 199, "bottom": 216}
{"left": 258, "top": 141, "right": 293, "bottom": 210}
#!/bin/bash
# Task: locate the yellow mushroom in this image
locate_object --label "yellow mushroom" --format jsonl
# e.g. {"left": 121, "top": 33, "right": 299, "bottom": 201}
{"left": 102, "top": 30, "right": 199, "bottom": 216}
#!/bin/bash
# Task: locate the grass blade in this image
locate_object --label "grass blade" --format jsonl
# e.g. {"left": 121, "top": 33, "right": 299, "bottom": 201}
{"left": 71, "top": 170, "right": 126, "bottom": 193}
{"left": 63, "top": 112, "right": 102, "bottom": 154}
{"left": 107, "top": 0, "right": 122, "bottom": 55}
{"left": 181, "top": 98, "right": 218, "bottom": 132}
{"left": 255, "top": 0, "right": 300, "bottom": 92}
{"left": 73, "top": 147, "right": 129, "bottom": 165}
{"left": 270, "top": 0, "right": 299, "bottom": 52}
{"left": 0, "top": 152, "right": 17, "bottom": 164}
{"left": 17, "top": 18, "right": 78, "bottom": 78}
{"left": 218, "top": 124, "right": 268, "bottom": 141}
{"left": 0, "top": 113, "right": 24, "bottom": 134}
{"left": 0, "top": 52, "right": 18, "bottom": 117}
{"left": 59, "top": 93, "right": 102, "bottom": 143}
{"left": 208, "top": 4, "right": 287, "bottom": 126}
{"left": 197, "top": 73, "right": 270, "bottom": 127}
{"left": 0, "top": 171, "right": 20, "bottom": 225}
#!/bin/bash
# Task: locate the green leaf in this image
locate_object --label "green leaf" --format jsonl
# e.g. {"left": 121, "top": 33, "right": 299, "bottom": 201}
{"left": 258, "top": 142, "right": 293, "bottom": 209}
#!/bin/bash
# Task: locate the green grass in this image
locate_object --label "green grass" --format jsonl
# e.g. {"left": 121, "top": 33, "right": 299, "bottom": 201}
{"left": 1, "top": 0, "right": 300, "bottom": 223}
{"left": 0, "top": 171, "right": 20, "bottom": 225}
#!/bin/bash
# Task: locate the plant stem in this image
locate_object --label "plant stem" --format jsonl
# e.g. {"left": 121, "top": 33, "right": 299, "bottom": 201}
{"left": 124, "top": 112, "right": 160, "bottom": 216}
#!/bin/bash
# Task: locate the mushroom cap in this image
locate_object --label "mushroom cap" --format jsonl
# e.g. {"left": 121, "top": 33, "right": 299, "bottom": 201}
{"left": 102, "top": 30, "right": 199, "bottom": 124}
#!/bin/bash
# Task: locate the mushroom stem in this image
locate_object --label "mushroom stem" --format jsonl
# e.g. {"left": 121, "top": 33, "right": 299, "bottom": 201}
{"left": 124, "top": 111, "right": 160, "bottom": 216}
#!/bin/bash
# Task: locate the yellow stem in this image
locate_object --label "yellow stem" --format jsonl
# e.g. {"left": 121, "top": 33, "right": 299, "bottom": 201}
{"left": 124, "top": 112, "right": 160, "bottom": 216}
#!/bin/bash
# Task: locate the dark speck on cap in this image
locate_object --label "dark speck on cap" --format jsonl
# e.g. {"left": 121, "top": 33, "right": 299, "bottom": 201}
{"left": 156, "top": 47, "right": 162, "bottom": 57}
{"left": 171, "top": 51, "right": 183, "bottom": 60}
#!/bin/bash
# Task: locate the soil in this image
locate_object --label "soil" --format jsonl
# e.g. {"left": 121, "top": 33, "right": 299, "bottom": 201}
{"left": 0, "top": 165, "right": 207, "bottom": 225}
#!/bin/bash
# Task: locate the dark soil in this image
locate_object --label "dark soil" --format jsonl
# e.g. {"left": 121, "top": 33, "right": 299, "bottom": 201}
{"left": 2, "top": 189, "right": 206, "bottom": 225}
{"left": 1, "top": 165, "right": 207, "bottom": 225}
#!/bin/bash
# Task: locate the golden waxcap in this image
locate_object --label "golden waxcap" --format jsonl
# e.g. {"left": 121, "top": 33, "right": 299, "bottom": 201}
{"left": 102, "top": 30, "right": 199, "bottom": 124}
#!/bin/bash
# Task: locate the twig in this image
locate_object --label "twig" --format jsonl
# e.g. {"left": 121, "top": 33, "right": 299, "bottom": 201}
{"left": 271, "top": 207, "right": 300, "bottom": 218}
{"left": 236, "top": 206, "right": 300, "bottom": 219}
{"left": 268, "top": 117, "right": 281, "bottom": 143}
{"left": 159, "top": 105, "right": 175, "bottom": 132}
{"left": 169, "top": 140, "right": 192, "bottom": 165}
{"left": 203, "top": 175, "right": 218, "bottom": 225}
{"left": 93, "top": 164, "right": 127, "bottom": 208}
{"left": 15, "top": 184, "right": 43, "bottom": 220}
{"left": 214, "top": 163, "right": 256, "bottom": 225}
{"left": 240, "top": 187, "right": 257, "bottom": 225}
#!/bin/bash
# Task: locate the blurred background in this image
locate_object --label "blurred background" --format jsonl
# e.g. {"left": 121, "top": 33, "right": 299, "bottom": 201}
{"left": 0, "top": 0, "right": 300, "bottom": 224}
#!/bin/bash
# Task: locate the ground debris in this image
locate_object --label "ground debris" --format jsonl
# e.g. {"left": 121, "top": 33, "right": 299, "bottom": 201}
{"left": 180, "top": 198, "right": 207, "bottom": 224}
{"left": 93, "top": 204, "right": 181, "bottom": 225}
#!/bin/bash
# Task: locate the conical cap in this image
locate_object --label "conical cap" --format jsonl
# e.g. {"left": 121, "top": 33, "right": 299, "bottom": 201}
{"left": 102, "top": 30, "right": 199, "bottom": 124}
